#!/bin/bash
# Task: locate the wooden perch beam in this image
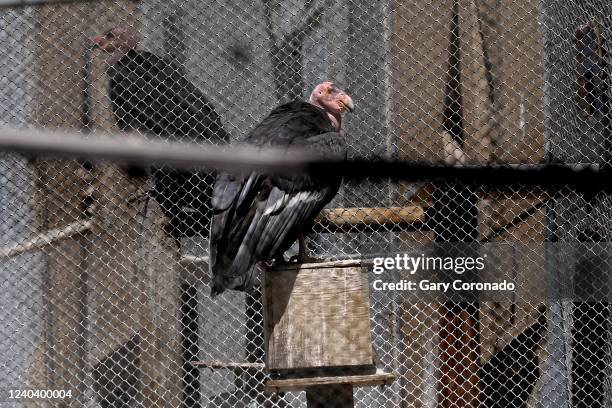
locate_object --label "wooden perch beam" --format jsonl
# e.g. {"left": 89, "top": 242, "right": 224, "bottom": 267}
{"left": 314, "top": 206, "right": 427, "bottom": 233}
{"left": 482, "top": 198, "right": 548, "bottom": 242}
{"left": 0, "top": 219, "right": 92, "bottom": 258}
{"left": 0, "top": 206, "right": 427, "bottom": 259}
{"left": 265, "top": 371, "right": 396, "bottom": 393}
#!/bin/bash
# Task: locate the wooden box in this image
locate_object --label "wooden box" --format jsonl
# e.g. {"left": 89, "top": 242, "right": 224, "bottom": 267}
{"left": 263, "top": 260, "right": 373, "bottom": 372}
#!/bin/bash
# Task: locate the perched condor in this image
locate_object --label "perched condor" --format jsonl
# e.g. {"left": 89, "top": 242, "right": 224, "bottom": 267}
{"left": 91, "top": 26, "right": 230, "bottom": 237}
{"left": 209, "top": 82, "right": 354, "bottom": 296}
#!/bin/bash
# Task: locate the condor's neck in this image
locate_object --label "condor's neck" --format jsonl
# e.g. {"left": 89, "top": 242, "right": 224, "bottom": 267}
{"left": 309, "top": 102, "right": 341, "bottom": 131}
{"left": 107, "top": 48, "right": 137, "bottom": 66}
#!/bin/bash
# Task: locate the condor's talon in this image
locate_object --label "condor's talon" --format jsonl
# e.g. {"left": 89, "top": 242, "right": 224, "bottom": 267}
{"left": 294, "top": 235, "right": 326, "bottom": 264}
{"left": 262, "top": 257, "right": 291, "bottom": 270}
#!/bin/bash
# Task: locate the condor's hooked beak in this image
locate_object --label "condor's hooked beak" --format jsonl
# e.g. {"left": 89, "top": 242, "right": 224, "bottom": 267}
{"left": 340, "top": 93, "right": 355, "bottom": 113}
{"left": 344, "top": 96, "right": 355, "bottom": 113}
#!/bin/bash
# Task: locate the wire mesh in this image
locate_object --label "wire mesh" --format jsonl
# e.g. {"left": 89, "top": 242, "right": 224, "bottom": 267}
{"left": 0, "top": 0, "right": 611, "bottom": 407}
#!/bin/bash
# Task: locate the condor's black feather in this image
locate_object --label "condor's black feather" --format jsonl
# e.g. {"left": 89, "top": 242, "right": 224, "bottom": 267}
{"left": 107, "top": 49, "right": 230, "bottom": 237}
{"left": 210, "top": 101, "right": 346, "bottom": 296}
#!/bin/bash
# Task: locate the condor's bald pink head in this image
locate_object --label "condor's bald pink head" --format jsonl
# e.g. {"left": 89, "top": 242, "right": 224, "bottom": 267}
{"left": 309, "top": 82, "right": 355, "bottom": 130}
{"left": 91, "top": 26, "right": 137, "bottom": 65}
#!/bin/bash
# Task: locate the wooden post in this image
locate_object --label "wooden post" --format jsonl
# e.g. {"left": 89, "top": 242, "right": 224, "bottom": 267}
{"left": 263, "top": 260, "right": 373, "bottom": 371}
{"left": 262, "top": 260, "right": 395, "bottom": 406}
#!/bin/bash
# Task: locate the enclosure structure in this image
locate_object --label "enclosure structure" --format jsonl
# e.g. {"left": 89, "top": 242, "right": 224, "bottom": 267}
{"left": 0, "top": 0, "right": 612, "bottom": 407}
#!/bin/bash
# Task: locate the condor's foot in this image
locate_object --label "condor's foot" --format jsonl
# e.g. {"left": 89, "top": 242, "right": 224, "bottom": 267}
{"left": 289, "top": 254, "right": 331, "bottom": 264}
{"left": 262, "top": 256, "right": 292, "bottom": 270}
{"left": 288, "top": 235, "right": 331, "bottom": 264}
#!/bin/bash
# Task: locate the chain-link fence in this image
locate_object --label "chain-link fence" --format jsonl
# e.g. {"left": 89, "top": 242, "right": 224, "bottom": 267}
{"left": 1, "top": 0, "right": 612, "bottom": 406}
